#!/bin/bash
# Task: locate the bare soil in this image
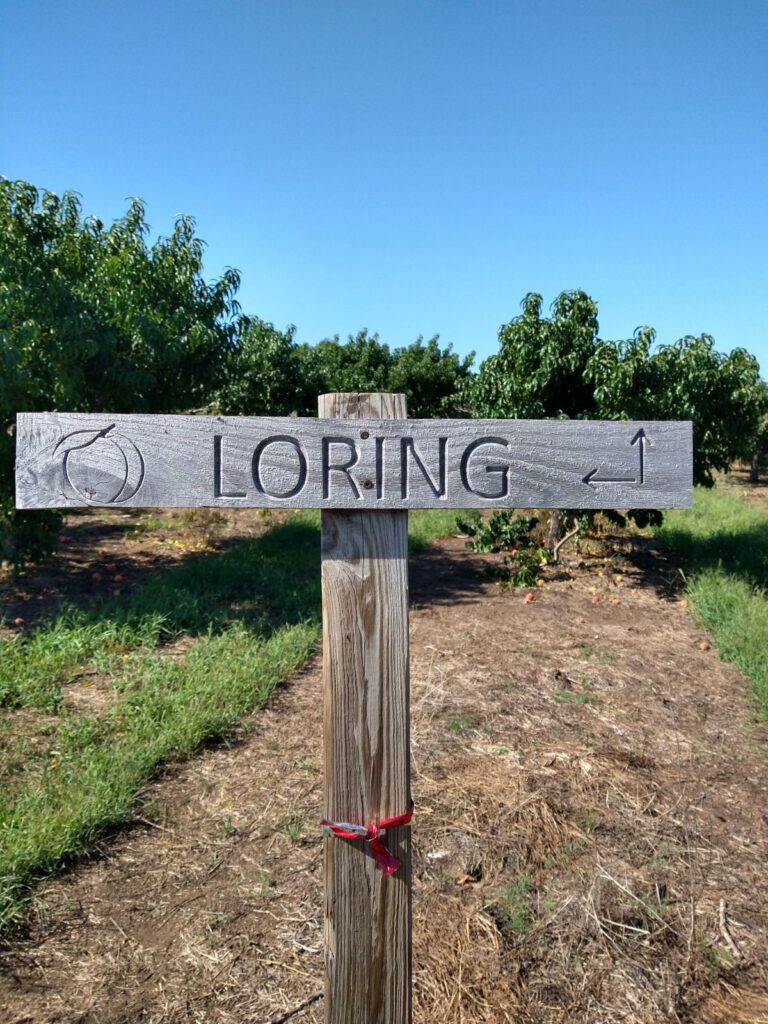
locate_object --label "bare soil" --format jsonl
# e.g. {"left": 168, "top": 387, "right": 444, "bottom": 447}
{"left": 1, "top": 510, "right": 768, "bottom": 1024}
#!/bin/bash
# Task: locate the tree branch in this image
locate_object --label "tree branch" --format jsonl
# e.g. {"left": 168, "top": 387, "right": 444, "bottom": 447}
{"left": 552, "top": 523, "right": 581, "bottom": 564}
{"left": 261, "top": 991, "right": 323, "bottom": 1024}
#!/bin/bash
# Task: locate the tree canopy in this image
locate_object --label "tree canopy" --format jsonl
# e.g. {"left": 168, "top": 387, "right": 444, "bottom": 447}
{"left": 470, "top": 291, "right": 599, "bottom": 419}
{"left": 0, "top": 179, "right": 242, "bottom": 564}
{"left": 469, "top": 290, "right": 765, "bottom": 488}
{"left": 1, "top": 178, "right": 765, "bottom": 567}
{"left": 588, "top": 330, "right": 765, "bottom": 485}
{"left": 218, "top": 328, "right": 474, "bottom": 419}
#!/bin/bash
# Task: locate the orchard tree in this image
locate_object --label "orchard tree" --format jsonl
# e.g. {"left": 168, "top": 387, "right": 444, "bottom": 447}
{"left": 301, "top": 330, "right": 394, "bottom": 395}
{"left": 470, "top": 289, "right": 766, "bottom": 487}
{"left": 468, "top": 290, "right": 603, "bottom": 553}
{"left": 587, "top": 331, "right": 766, "bottom": 486}
{"left": 389, "top": 336, "right": 474, "bottom": 417}
{"left": 469, "top": 291, "right": 599, "bottom": 419}
{"left": 0, "top": 178, "right": 242, "bottom": 566}
{"left": 218, "top": 319, "right": 318, "bottom": 416}
{"left": 467, "top": 290, "right": 768, "bottom": 564}
{"left": 288, "top": 331, "right": 474, "bottom": 417}
{"left": 748, "top": 379, "right": 768, "bottom": 483}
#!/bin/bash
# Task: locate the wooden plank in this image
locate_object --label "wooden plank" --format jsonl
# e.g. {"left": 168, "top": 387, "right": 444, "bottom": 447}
{"left": 320, "top": 393, "right": 411, "bottom": 1024}
{"left": 16, "top": 412, "right": 693, "bottom": 510}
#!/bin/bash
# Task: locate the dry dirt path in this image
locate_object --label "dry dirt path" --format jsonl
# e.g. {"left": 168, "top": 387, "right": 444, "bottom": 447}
{"left": 2, "top": 535, "right": 768, "bottom": 1024}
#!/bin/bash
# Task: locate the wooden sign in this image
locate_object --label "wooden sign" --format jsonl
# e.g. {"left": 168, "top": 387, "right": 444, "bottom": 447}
{"left": 16, "top": 412, "right": 692, "bottom": 511}
{"left": 14, "top": 395, "right": 694, "bottom": 1024}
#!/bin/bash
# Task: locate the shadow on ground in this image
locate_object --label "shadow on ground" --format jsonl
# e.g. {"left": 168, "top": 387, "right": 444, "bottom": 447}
{"left": 657, "top": 521, "right": 768, "bottom": 593}
{"left": 2, "top": 514, "right": 490, "bottom": 644}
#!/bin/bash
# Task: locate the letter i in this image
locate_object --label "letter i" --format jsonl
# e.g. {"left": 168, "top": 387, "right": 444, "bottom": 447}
{"left": 375, "top": 437, "right": 385, "bottom": 499}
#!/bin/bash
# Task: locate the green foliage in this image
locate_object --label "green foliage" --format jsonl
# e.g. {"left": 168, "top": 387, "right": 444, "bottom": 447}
{"left": 458, "top": 509, "right": 536, "bottom": 553}
{"left": 470, "top": 291, "right": 599, "bottom": 419}
{"left": 490, "top": 875, "right": 535, "bottom": 937}
{"left": 303, "top": 329, "right": 394, "bottom": 395}
{"left": 294, "top": 330, "right": 474, "bottom": 417}
{"left": 465, "top": 291, "right": 766, "bottom": 574}
{"left": 0, "top": 498, "right": 61, "bottom": 569}
{"left": 469, "top": 291, "right": 766, "bottom": 489}
{"left": 457, "top": 510, "right": 547, "bottom": 586}
{"left": 4, "top": 170, "right": 764, "bottom": 567}
{"left": 466, "top": 292, "right": 617, "bottom": 555}
{"left": 218, "top": 326, "right": 474, "bottom": 418}
{"left": 749, "top": 379, "right": 768, "bottom": 478}
{"left": 588, "top": 330, "right": 766, "bottom": 485}
{"left": 388, "top": 336, "right": 474, "bottom": 417}
{"left": 658, "top": 487, "right": 768, "bottom": 718}
{"left": 217, "top": 318, "right": 317, "bottom": 416}
{"left": 0, "top": 178, "right": 242, "bottom": 566}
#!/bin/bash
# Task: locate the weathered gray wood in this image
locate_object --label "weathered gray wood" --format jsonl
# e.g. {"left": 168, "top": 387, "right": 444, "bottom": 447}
{"left": 16, "top": 412, "right": 693, "bottom": 510}
{"left": 321, "top": 393, "right": 411, "bottom": 1024}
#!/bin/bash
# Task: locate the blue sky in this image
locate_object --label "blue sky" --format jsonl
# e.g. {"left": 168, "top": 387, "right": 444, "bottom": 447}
{"left": 2, "top": 0, "right": 766, "bottom": 373}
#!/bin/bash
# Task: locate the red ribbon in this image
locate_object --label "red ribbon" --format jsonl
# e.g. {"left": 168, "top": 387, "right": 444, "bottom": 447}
{"left": 320, "top": 805, "right": 413, "bottom": 876}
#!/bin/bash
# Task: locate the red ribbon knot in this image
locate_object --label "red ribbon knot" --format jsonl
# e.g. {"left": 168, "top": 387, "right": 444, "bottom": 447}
{"left": 320, "top": 805, "right": 413, "bottom": 876}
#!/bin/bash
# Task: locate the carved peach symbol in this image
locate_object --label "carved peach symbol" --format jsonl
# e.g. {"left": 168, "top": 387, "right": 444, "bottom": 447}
{"left": 54, "top": 425, "right": 145, "bottom": 504}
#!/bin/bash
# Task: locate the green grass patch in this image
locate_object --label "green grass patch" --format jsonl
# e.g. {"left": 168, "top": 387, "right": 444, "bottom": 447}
{"left": 658, "top": 486, "right": 768, "bottom": 717}
{"left": 408, "top": 509, "right": 459, "bottom": 553}
{"left": 0, "top": 621, "right": 316, "bottom": 929}
{"left": 552, "top": 690, "right": 599, "bottom": 705}
{"left": 490, "top": 875, "right": 535, "bottom": 937}
{"left": 0, "top": 508, "right": 455, "bottom": 930}
{"left": 658, "top": 486, "right": 768, "bottom": 590}
{"left": 446, "top": 712, "right": 475, "bottom": 735}
{"left": 128, "top": 513, "right": 189, "bottom": 535}
{"left": 0, "top": 514, "right": 321, "bottom": 713}
{"left": 0, "top": 615, "right": 166, "bottom": 712}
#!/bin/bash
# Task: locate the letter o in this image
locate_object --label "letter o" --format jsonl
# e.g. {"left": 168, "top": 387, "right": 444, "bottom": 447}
{"left": 252, "top": 435, "right": 308, "bottom": 499}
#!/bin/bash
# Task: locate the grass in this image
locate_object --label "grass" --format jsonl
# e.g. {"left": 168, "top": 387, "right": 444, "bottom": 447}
{"left": 0, "top": 508, "right": 456, "bottom": 931}
{"left": 552, "top": 690, "right": 599, "bottom": 705}
{"left": 446, "top": 712, "right": 475, "bottom": 734}
{"left": 408, "top": 509, "right": 459, "bottom": 553}
{"left": 489, "top": 875, "right": 535, "bottom": 937}
{"left": 0, "top": 619, "right": 317, "bottom": 929}
{"left": 282, "top": 805, "right": 306, "bottom": 844}
{"left": 1, "top": 509, "right": 460, "bottom": 715}
{"left": 658, "top": 486, "right": 768, "bottom": 718}
{"left": 0, "top": 614, "right": 167, "bottom": 712}
{"left": 128, "top": 513, "right": 189, "bottom": 535}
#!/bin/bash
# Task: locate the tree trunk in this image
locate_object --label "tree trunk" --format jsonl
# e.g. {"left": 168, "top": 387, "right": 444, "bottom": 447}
{"left": 546, "top": 509, "right": 563, "bottom": 553}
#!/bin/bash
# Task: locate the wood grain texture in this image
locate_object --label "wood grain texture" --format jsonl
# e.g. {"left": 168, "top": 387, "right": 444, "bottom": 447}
{"left": 321, "top": 394, "right": 411, "bottom": 1024}
{"left": 16, "top": 412, "right": 693, "bottom": 510}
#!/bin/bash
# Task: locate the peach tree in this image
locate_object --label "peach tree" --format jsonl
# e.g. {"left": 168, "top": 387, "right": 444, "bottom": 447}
{"left": 0, "top": 179, "right": 242, "bottom": 567}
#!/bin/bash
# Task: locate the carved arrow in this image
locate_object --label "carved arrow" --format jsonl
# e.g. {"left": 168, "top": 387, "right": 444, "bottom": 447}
{"left": 583, "top": 428, "right": 648, "bottom": 487}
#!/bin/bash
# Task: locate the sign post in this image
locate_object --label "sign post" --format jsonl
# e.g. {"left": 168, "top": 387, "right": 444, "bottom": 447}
{"left": 15, "top": 396, "right": 693, "bottom": 1024}
{"left": 319, "top": 392, "right": 411, "bottom": 1023}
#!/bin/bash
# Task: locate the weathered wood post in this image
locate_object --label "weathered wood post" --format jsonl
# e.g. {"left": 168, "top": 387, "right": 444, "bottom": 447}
{"left": 319, "top": 392, "right": 411, "bottom": 1024}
